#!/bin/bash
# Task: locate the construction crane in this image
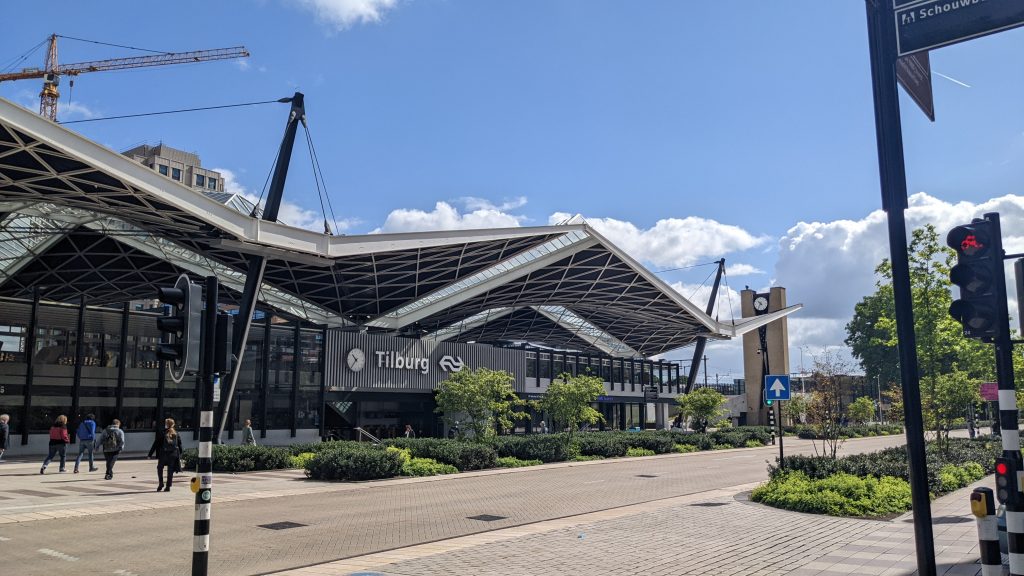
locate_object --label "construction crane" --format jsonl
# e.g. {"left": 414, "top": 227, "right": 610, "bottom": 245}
{"left": 0, "top": 34, "right": 250, "bottom": 121}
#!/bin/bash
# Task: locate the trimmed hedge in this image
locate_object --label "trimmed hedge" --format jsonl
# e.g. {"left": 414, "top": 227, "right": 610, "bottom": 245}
{"left": 785, "top": 423, "right": 904, "bottom": 440}
{"left": 576, "top": 434, "right": 629, "bottom": 458}
{"left": 304, "top": 444, "right": 403, "bottom": 481}
{"left": 491, "top": 434, "right": 575, "bottom": 462}
{"left": 181, "top": 444, "right": 292, "bottom": 473}
{"left": 497, "top": 456, "right": 543, "bottom": 468}
{"left": 385, "top": 438, "right": 497, "bottom": 471}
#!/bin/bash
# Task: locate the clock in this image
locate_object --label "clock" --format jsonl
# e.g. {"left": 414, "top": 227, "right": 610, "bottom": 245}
{"left": 346, "top": 348, "right": 366, "bottom": 372}
{"left": 753, "top": 295, "right": 769, "bottom": 313}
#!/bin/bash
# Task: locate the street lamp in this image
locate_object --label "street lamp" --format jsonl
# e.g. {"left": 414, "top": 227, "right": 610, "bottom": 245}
{"left": 875, "top": 374, "right": 883, "bottom": 423}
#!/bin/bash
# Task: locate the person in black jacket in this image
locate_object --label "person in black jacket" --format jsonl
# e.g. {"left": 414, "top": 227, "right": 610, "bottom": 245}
{"left": 148, "top": 418, "right": 183, "bottom": 492}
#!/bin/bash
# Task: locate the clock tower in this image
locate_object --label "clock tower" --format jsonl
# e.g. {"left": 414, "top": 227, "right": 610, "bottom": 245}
{"left": 741, "top": 287, "right": 791, "bottom": 426}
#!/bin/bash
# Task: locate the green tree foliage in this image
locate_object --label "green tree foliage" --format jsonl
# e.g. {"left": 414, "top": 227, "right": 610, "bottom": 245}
{"left": 675, "top": 387, "right": 728, "bottom": 433}
{"left": 922, "top": 369, "right": 980, "bottom": 450}
{"left": 783, "top": 394, "right": 808, "bottom": 426}
{"left": 434, "top": 368, "right": 528, "bottom": 441}
{"left": 540, "top": 372, "right": 605, "bottom": 444}
{"left": 845, "top": 224, "right": 994, "bottom": 443}
{"left": 806, "top": 350, "right": 847, "bottom": 459}
{"left": 846, "top": 396, "right": 875, "bottom": 425}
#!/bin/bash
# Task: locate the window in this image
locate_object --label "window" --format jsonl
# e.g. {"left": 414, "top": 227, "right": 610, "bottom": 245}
{"left": 195, "top": 174, "right": 206, "bottom": 187}
{"left": 171, "top": 168, "right": 181, "bottom": 181}
{"left": 208, "top": 178, "right": 217, "bottom": 190}
{"left": 158, "top": 165, "right": 168, "bottom": 176}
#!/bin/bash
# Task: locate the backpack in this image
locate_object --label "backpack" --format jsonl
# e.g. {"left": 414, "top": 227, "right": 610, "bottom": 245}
{"left": 101, "top": 429, "right": 119, "bottom": 452}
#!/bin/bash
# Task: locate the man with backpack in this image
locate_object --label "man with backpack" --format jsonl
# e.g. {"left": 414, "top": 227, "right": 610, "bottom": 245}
{"left": 73, "top": 414, "right": 98, "bottom": 474}
{"left": 95, "top": 419, "right": 125, "bottom": 480}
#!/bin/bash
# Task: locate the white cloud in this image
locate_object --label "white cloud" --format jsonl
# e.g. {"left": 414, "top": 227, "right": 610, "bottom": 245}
{"left": 460, "top": 196, "right": 528, "bottom": 212}
{"left": 13, "top": 89, "right": 97, "bottom": 121}
{"left": 374, "top": 201, "right": 523, "bottom": 233}
{"left": 549, "top": 213, "right": 767, "bottom": 268}
{"left": 234, "top": 60, "right": 251, "bottom": 71}
{"left": 725, "top": 263, "right": 763, "bottom": 276}
{"left": 215, "top": 167, "right": 356, "bottom": 233}
{"left": 669, "top": 281, "right": 743, "bottom": 322}
{"left": 290, "top": 0, "right": 400, "bottom": 31}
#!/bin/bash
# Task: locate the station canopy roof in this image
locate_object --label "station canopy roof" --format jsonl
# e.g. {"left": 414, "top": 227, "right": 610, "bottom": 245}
{"left": 0, "top": 97, "right": 799, "bottom": 358}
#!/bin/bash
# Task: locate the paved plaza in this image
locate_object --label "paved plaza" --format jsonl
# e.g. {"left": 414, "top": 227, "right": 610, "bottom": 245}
{"left": 0, "top": 435, "right": 999, "bottom": 575}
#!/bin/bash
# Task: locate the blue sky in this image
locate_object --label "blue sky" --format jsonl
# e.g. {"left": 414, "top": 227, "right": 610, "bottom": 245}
{"left": 4, "top": 1, "right": 1024, "bottom": 381}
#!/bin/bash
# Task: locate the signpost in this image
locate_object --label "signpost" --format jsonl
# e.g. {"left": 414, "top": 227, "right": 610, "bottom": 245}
{"left": 867, "top": 2, "right": 1024, "bottom": 574}
{"left": 764, "top": 375, "right": 788, "bottom": 465}
{"left": 894, "top": 0, "right": 1024, "bottom": 57}
{"left": 896, "top": 52, "right": 934, "bottom": 121}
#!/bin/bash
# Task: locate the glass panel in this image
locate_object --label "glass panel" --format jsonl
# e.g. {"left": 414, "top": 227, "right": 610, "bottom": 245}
{"left": 539, "top": 353, "right": 550, "bottom": 379}
{"left": 553, "top": 353, "right": 563, "bottom": 378}
{"left": 525, "top": 352, "right": 536, "bottom": 378}
{"left": 297, "top": 329, "right": 321, "bottom": 430}
{"left": 267, "top": 326, "right": 295, "bottom": 429}
{"left": 230, "top": 318, "right": 264, "bottom": 434}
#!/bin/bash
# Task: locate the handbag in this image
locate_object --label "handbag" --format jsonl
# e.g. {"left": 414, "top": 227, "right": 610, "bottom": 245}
{"left": 176, "top": 457, "right": 184, "bottom": 472}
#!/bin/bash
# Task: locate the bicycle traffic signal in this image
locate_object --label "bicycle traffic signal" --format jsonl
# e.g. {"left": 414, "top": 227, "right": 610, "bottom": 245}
{"left": 995, "top": 458, "right": 1017, "bottom": 503}
{"left": 156, "top": 274, "right": 202, "bottom": 382}
{"left": 947, "top": 216, "right": 1006, "bottom": 341}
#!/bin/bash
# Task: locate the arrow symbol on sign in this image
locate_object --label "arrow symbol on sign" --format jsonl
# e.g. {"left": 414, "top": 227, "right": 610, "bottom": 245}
{"left": 770, "top": 378, "right": 786, "bottom": 398}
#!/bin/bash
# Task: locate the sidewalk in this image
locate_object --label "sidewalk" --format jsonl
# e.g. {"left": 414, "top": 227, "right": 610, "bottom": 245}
{"left": 273, "top": 478, "right": 993, "bottom": 576}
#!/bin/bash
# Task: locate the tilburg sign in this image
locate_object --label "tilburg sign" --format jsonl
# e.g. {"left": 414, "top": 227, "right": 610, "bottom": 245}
{"left": 894, "top": 0, "right": 1024, "bottom": 57}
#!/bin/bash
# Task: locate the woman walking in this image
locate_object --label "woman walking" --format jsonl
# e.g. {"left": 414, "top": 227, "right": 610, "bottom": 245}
{"left": 40, "top": 415, "right": 70, "bottom": 474}
{"left": 148, "top": 418, "right": 182, "bottom": 491}
{"left": 96, "top": 419, "right": 125, "bottom": 480}
{"left": 241, "top": 419, "right": 256, "bottom": 446}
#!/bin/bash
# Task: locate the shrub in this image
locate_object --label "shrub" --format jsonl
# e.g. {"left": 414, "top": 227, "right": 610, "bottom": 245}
{"left": 304, "top": 445, "right": 403, "bottom": 481}
{"left": 496, "top": 456, "right": 542, "bottom": 468}
{"left": 182, "top": 444, "right": 293, "bottom": 473}
{"left": 622, "top": 432, "right": 676, "bottom": 454}
{"left": 491, "top": 434, "right": 574, "bottom": 463}
{"left": 752, "top": 471, "right": 912, "bottom": 517}
{"left": 573, "top": 454, "right": 605, "bottom": 461}
{"left": 575, "top": 434, "right": 629, "bottom": 458}
{"left": 673, "top": 433, "right": 714, "bottom": 451}
{"left": 712, "top": 444, "right": 732, "bottom": 450}
{"left": 290, "top": 452, "right": 316, "bottom": 469}
{"left": 404, "top": 457, "right": 459, "bottom": 476}
{"left": 674, "top": 444, "right": 698, "bottom": 453}
{"left": 385, "top": 438, "right": 497, "bottom": 471}
{"left": 744, "top": 440, "right": 764, "bottom": 448}
{"left": 626, "top": 447, "right": 656, "bottom": 457}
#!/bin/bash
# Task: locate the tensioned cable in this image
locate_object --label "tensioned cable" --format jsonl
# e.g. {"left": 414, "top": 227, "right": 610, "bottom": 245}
{"left": 686, "top": 266, "right": 716, "bottom": 302}
{"left": 303, "top": 122, "right": 340, "bottom": 236}
{"left": 721, "top": 268, "right": 736, "bottom": 324}
{"left": 654, "top": 260, "right": 719, "bottom": 274}
{"left": 56, "top": 35, "right": 170, "bottom": 55}
{"left": 59, "top": 98, "right": 290, "bottom": 124}
{"left": 1, "top": 37, "right": 49, "bottom": 73}
{"left": 300, "top": 123, "right": 332, "bottom": 235}
{"left": 252, "top": 142, "right": 282, "bottom": 216}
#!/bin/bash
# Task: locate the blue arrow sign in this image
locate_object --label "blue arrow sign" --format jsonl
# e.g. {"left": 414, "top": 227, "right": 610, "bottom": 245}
{"left": 764, "top": 375, "right": 791, "bottom": 401}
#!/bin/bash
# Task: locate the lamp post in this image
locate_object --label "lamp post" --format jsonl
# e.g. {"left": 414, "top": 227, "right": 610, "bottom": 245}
{"left": 876, "top": 374, "right": 883, "bottom": 423}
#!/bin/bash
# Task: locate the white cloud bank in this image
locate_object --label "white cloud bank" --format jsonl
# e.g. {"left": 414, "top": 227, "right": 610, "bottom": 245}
{"left": 217, "top": 168, "right": 356, "bottom": 233}
{"left": 374, "top": 201, "right": 524, "bottom": 233}
{"left": 290, "top": 0, "right": 400, "bottom": 31}
{"left": 549, "top": 212, "right": 768, "bottom": 268}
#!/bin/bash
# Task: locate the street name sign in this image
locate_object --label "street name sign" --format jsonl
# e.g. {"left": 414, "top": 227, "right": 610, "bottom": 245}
{"left": 764, "top": 375, "right": 791, "bottom": 401}
{"left": 896, "top": 51, "right": 935, "bottom": 121}
{"left": 895, "top": 0, "right": 1024, "bottom": 57}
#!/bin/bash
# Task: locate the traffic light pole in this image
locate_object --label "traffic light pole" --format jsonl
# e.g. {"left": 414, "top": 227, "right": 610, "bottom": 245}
{"left": 865, "top": 3, "right": 936, "bottom": 575}
{"left": 192, "top": 276, "right": 218, "bottom": 576}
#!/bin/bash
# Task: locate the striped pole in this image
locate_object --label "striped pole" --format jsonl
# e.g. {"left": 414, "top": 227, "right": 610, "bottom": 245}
{"left": 999, "top": 370, "right": 1024, "bottom": 576}
{"left": 192, "top": 276, "right": 218, "bottom": 576}
{"left": 973, "top": 487, "right": 1001, "bottom": 576}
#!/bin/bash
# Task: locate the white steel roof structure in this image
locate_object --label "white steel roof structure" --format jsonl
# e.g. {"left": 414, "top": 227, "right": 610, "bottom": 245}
{"left": 0, "top": 96, "right": 800, "bottom": 357}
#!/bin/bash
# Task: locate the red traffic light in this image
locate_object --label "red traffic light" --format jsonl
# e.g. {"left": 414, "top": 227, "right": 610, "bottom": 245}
{"left": 997, "top": 461, "right": 1009, "bottom": 475}
{"left": 947, "top": 225, "right": 990, "bottom": 257}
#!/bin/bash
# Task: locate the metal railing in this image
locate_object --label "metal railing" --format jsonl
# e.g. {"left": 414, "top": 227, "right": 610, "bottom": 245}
{"left": 353, "top": 427, "right": 382, "bottom": 445}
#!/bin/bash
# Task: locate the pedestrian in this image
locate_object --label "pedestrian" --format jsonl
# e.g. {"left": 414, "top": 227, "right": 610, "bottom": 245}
{"left": 40, "top": 414, "right": 70, "bottom": 474}
{"left": 539, "top": 420, "right": 548, "bottom": 434}
{"left": 148, "top": 418, "right": 182, "bottom": 492}
{"left": 73, "top": 413, "right": 99, "bottom": 474}
{"left": 241, "top": 419, "right": 256, "bottom": 446}
{"left": 0, "top": 414, "right": 9, "bottom": 462}
{"left": 404, "top": 424, "right": 415, "bottom": 438}
{"left": 96, "top": 419, "right": 125, "bottom": 480}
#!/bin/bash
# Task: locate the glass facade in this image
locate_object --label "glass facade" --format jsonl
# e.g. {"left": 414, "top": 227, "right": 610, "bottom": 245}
{"left": 0, "top": 297, "right": 325, "bottom": 440}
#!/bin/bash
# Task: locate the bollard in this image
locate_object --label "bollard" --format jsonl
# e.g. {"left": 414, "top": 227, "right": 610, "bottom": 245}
{"left": 973, "top": 487, "right": 1001, "bottom": 576}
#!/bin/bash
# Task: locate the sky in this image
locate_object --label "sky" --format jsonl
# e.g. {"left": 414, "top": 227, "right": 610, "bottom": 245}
{"left": 3, "top": 0, "right": 1024, "bottom": 383}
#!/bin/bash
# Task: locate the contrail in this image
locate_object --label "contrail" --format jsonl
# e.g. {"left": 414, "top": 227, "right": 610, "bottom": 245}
{"left": 934, "top": 71, "right": 971, "bottom": 88}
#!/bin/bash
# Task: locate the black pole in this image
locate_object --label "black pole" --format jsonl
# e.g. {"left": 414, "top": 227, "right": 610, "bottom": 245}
{"left": 70, "top": 295, "right": 86, "bottom": 442}
{"left": 865, "top": 2, "right": 936, "bottom": 574}
{"left": 290, "top": 322, "right": 300, "bottom": 438}
{"left": 115, "top": 302, "right": 129, "bottom": 419}
{"left": 21, "top": 287, "right": 39, "bottom": 445}
{"left": 192, "top": 276, "right": 218, "bottom": 576}
{"left": 216, "top": 92, "right": 306, "bottom": 443}
{"left": 685, "top": 259, "right": 725, "bottom": 393}
{"left": 156, "top": 306, "right": 167, "bottom": 430}
{"left": 260, "top": 315, "right": 271, "bottom": 440}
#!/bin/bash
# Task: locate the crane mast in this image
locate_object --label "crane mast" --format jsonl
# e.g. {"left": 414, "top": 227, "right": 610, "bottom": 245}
{"left": 0, "top": 34, "right": 250, "bottom": 121}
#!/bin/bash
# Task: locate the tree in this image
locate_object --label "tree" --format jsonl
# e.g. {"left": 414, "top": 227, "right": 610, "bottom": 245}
{"left": 883, "top": 386, "right": 903, "bottom": 424}
{"left": 540, "top": 372, "right": 605, "bottom": 444}
{"left": 675, "top": 387, "right": 728, "bottom": 433}
{"left": 805, "top": 350, "right": 848, "bottom": 459}
{"left": 846, "top": 396, "right": 875, "bottom": 425}
{"left": 783, "top": 394, "right": 808, "bottom": 426}
{"left": 434, "top": 367, "right": 528, "bottom": 441}
{"left": 922, "top": 368, "right": 980, "bottom": 451}
{"left": 845, "top": 224, "right": 995, "bottom": 440}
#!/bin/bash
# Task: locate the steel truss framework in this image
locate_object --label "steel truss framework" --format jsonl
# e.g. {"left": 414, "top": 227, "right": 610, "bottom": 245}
{"left": 0, "top": 97, "right": 800, "bottom": 357}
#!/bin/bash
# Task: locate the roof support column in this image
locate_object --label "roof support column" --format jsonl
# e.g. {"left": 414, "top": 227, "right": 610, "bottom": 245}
{"left": 70, "top": 295, "right": 85, "bottom": 442}
{"left": 260, "top": 315, "right": 271, "bottom": 439}
{"left": 21, "top": 287, "right": 39, "bottom": 445}
{"left": 156, "top": 307, "right": 166, "bottom": 431}
{"left": 318, "top": 326, "right": 327, "bottom": 440}
{"left": 115, "top": 302, "right": 129, "bottom": 419}
{"left": 216, "top": 92, "right": 304, "bottom": 444}
{"left": 290, "top": 322, "right": 300, "bottom": 438}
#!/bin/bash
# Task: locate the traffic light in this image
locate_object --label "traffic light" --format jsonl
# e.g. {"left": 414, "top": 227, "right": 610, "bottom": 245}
{"left": 767, "top": 405, "right": 776, "bottom": 426}
{"left": 156, "top": 274, "right": 202, "bottom": 383}
{"left": 995, "top": 457, "right": 1017, "bottom": 503}
{"left": 947, "top": 216, "right": 1005, "bottom": 340}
